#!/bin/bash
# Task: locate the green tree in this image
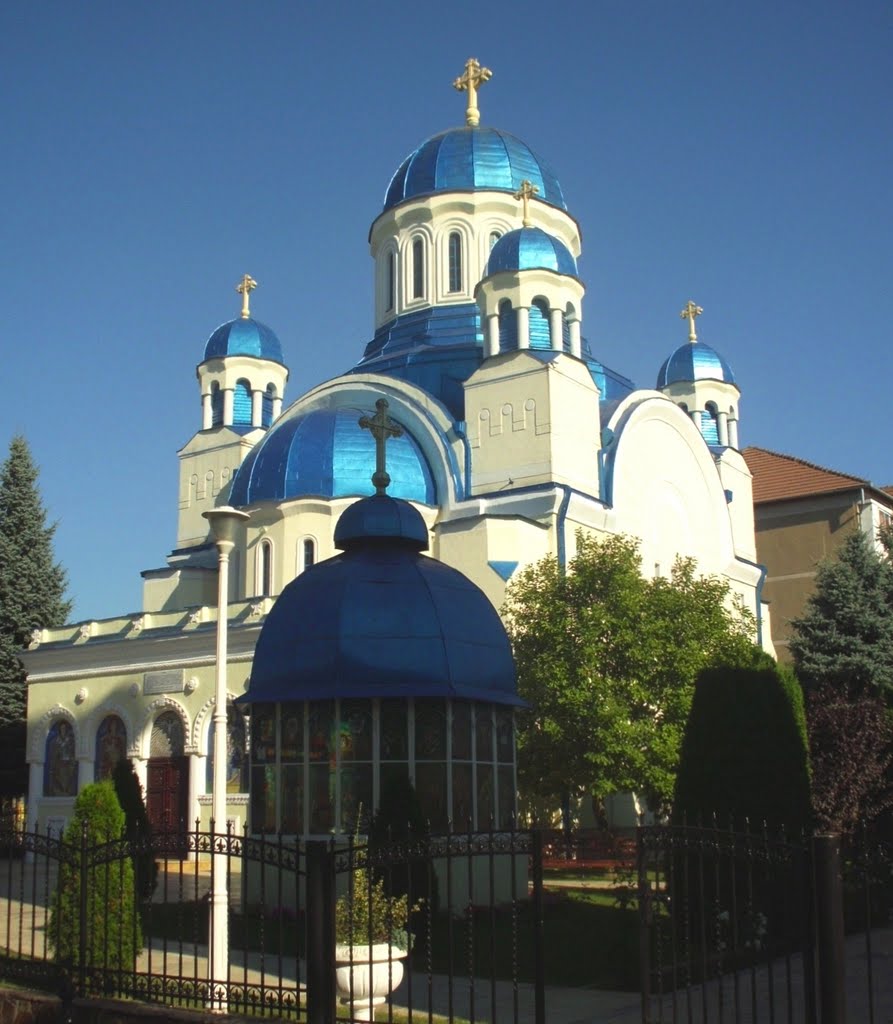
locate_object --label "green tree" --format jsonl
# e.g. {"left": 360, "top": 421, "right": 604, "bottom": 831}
{"left": 789, "top": 530, "right": 893, "bottom": 697}
{"left": 0, "top": 435, "right": 71, "bottom": 727}
{"left": 503, "top": 533, "right": 758, "bottom": 811}
{"left": 48, "top": 781, "right": 143, "bottom": 982}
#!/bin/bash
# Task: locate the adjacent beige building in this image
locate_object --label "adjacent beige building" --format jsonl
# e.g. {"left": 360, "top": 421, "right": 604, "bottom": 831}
{"left": 743, "top": 447, "right": 893, "bottom": 662}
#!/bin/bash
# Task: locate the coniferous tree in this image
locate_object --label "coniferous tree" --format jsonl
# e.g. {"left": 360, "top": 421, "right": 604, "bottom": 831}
{"left": 789, "top": 530, "right": 893, "bottom": 698}
{"left": 0, "top": 435, "right": 71, "bottom": 727}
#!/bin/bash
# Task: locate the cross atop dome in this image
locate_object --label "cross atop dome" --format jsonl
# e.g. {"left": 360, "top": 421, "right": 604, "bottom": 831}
{"left": 513, "top": 179, "right": 540, "bottom": 227}
{"left": 359, "top": 398, "right": 404, "bottom": 495}
{"left": 236, "top": 274, "right": 257, "bottom": 319}
{"left": 680, "top": 299, "right": 703, "bottom": 343}
{"left": 453, "top": 57, "right": 492, "bottom": 127}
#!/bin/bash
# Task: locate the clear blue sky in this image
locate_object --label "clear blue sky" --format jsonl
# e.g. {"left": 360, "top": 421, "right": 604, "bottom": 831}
{"left": 2, "top": 1, "right": 891, "bottom": 621}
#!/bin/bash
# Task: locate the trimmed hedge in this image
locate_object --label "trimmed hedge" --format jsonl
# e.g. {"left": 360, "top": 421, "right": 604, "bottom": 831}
{"left": 673, "top": 662, "right": 812, "bottom": 835}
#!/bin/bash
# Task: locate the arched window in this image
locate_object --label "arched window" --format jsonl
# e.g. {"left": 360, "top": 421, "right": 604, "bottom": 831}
{"left": 448, "top": 232, "right": 462, "bottom": 293}
{"left": 206, "top": 703, "right": 248, "bottom": 794}
{"left": 302, "top": 538, "right": 316, "bottom": 573}
{"left": 489, "top": 231, "right": 502, "bottom": 250}
{"left": 151, "top": 711, "right": 185, "bottom": 758}
{"left": 529, "top": 298, "right": 550, "bottom": 350}
{"left": 95, "top": 715, "right": 127, "bottom": 781}
{"left": 385, "top": 251, "right": 396, "bottom": 312}
{"left": 259, "top": 539, "right": 273, "bottom": 597}
{"left": 233, "top": 379, "right": 252, "bottom": 425}
{"left": 262, "top": 384, "right": 275, "bottom": 427}
{"left": 44, "top": 720, "right": 77, "bottom": 796}
{"left": 561, "top": 313, "right": 571, "bottom": 352}
{"left": 412, "top": 238, "right": 425, "bottom": 299}
{"left": 210, "top": 382, "right": 223, "bottom": 427}
{"left": 498, "top": 299, "right": 517, "bottom": 352}
{"left": 702, "top": 402, "right": 720, "bottom": 445}
{"left": 678, "top": 402, "right": 689, "bottom": 413}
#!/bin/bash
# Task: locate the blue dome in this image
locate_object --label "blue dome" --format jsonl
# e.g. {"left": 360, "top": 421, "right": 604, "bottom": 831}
{"left": 242, "top": 502, "right": 521, "bottom": 706}
{"left": 229, "top": 406, "right": 436, "bottom": 506}
{"left": 203, "top": 317, "right": 284, "bottom": 363}
{"left": 657, "top": 342, "right": 737, "bottom": 388}
{"left": 384, "top": 127, "right": 567, "bottom": 212}
{"left": 486, "top": 227, "right": 577, "bottom": 277}
{"left": 335, "top": 494, "right": 429, "bottom": 550}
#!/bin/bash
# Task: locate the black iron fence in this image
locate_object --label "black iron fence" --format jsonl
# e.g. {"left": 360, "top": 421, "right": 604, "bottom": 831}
{"left": 637, "top": 821, "right": 893, "bottom": 1024}
{"left": 0, "top": 822, "right": 545, "bottom": 1024}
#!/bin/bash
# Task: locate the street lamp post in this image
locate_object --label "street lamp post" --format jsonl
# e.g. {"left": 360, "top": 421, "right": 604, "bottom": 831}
{"left": 203, "top": 505, "right": 249, "bottom": 1012}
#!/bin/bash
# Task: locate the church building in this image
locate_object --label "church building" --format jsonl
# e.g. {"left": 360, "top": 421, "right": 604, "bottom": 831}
{"left": 22, "top": 59, "right": 770, "bottom": 839}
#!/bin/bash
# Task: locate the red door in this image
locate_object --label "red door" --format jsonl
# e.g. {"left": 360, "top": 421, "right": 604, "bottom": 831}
{"left": 146, "top": 756, "right": 189, "bottom": 851}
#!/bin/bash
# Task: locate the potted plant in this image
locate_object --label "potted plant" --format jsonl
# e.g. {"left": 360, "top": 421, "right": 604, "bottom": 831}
{"left": 334, "top": 860, "right": 420, "bottom": 1021}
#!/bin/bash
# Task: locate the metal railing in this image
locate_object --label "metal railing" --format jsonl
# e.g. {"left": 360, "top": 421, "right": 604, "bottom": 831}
{"left": 0, "top": 821, "right": 546, "bottom": 1024}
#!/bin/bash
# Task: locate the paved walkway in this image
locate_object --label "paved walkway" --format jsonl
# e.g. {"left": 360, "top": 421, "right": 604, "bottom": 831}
{"left": 1, "top": 860, "right": 892, "bottom": 1022}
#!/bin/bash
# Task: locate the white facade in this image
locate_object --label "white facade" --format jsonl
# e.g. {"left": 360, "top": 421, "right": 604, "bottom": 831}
{"left": 22, "top": 82, "right": 772, "bottom": 839}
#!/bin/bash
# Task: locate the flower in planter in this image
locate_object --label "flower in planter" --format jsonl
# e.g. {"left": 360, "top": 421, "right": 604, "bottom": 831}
{"left": 335, "top": 863, "right": 422, "bottom": 953}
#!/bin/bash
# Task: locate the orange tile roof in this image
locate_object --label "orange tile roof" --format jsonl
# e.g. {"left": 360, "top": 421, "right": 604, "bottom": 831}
{"left": 742, "top": 447, "right": 874, "bottom": 504}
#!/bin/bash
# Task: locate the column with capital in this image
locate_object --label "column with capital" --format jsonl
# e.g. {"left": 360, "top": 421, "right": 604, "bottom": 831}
{"left": 516, "top": 307, "right": 530, "bottom": 350}
{"left": 549, "top": 307, "right": 563, "bottom": 350}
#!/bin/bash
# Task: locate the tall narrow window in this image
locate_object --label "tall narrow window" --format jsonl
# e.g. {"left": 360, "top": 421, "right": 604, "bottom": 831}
{"left": 412, "top": 238, "right": 425, "bottom": 299}
{"left": 262, "top": 384, "right": 275, "bottom": 427}
{"left": 44, "top": 720, "right": 77, "bottom": 797}
{"left": 210, "top": 382, "right": 223, "bottom": 427}
{"left": 529, "top": 299, "right": 550, "bottom": 350}
{"left": 489, "top": 231, "right": 502, "bottom": 250}
{"left": 385, "top": 252, "right": 396, "bottom": 312}
{"left": 448, "top": 232, "right": 462, "bottom": 293}
{"left": 303, "top": 538, "right": 316, "bottom": 572}
{"left": 260, "top": 539, "right": 273, "bottom": 597}
{"left": 233, "top": 379, "right": 252, "bottom": 425}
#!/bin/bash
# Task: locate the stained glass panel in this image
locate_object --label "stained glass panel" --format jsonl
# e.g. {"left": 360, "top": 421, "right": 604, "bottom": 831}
{"left": 415, "top": 700, "right": 446, "bottom": 761}
{"left": 280, "top": 764, "right": 303, "bottom": 834}
{"left": 95, "top": 715, "right": 126, "bottom": 781}
{"left": 308, "top": 701, "right": 335, "bottom": 764}
{"left": 475, "top": 705, "right": 493, "bottom": 763}
{"left": 380, "top": 701, "right": 408, "bottom": 760}
{"left": 281, "top": 704, "right": 303, "bottom": 761}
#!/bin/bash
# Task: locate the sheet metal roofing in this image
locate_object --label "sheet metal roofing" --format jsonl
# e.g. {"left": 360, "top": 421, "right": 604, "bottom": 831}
{"left": 242, "top": 494, "right": 521, "bottom": 706}
{"left": 229, "top": 407, "right": 436, "bottom": 506}
{"left": 486, "top": 226, "right": 577, "bottom": 276}
{"left": 656, "top": 341, "right": 736, "bottom": 388}
{"left": 384, "top": 127, "right": 566, "bottom": 212}
{"left": 203, "top": 317, "right": 284, "bottom": 363}
{"left": 743, "top": 447, "right": 884, "bottom": 504}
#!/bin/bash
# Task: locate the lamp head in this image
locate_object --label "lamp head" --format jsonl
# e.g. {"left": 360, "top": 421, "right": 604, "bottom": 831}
{"left": 203, "top": 506, "right": 250, "bottom": 548}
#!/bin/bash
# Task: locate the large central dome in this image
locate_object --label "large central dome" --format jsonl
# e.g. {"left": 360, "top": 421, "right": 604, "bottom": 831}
{"left": 383, "top": 126, "right": 567, "bottom": 213}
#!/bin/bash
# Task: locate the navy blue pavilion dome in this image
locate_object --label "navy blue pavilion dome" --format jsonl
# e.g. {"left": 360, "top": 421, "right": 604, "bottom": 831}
{"left": 229, "top": 406, "right": 436, "bottom": 506}
{"left": 203, "top": 317, "right": 284, "bottom": 364}
{"left": 486, "top": 227, "right": 577, "bottom": 277}
{"left": 242, "top": 494, "right": 522, "bottom": 707}
{"left": 384, "top": 127, "right": 567, "bottom": 212}
{"left": 657, "top": 342, "right": 737, "bottom": 388}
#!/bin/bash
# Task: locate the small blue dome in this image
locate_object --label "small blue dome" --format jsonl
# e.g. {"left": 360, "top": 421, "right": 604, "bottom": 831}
{"left": 384, "top": 127, "right": 566, "bottom": 212}
{"left": 203, "top": 317, "right": 284, "bottom": 363}
{"left": 657, "top": 342, "right": 737, "bottom": 388}
{"left": 486, "top": 227, "right": 577, "bottom": 277}
{"left": 335, "top": 494, "right": 429, "bottom": 550}
{"left": 229, "top": 406, "right": 436, "bottom": 506}
{"left": 242, "top": 501, "right": 521, "bottom": 706}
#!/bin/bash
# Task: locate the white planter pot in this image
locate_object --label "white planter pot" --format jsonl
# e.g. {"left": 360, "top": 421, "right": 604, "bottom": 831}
{"left": 334, "top": 942, "right": 407, "bottom": 1021}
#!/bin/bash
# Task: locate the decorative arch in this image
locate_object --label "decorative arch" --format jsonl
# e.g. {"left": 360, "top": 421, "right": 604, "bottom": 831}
{"left": 401, "top": 226, "right": 434, "bottom": 304}
{"left": 191, "top": 690, "right": 244, "bottom": 754}
{"left": 136, "top": 698, "right": 192, "bottom": 760}
{"left": 86, "top": 702, "right": 134, "bottom": 756}
{"left": 43, "top": 718, "right": 78, "bottom": 797}
{"left": 30, "top": 705, "right": 78, "bottom": 762}
{"left": 702, "top": 402, "right": 720, "bottom": 445}
{"left": 529, "top": 297, "right": 551, "bottom": 350}
{"left": 233, "top": 378, "right": 252, "bottom": 425}
{"left": 498, "top": 299, "right": 516, "bottom": 352}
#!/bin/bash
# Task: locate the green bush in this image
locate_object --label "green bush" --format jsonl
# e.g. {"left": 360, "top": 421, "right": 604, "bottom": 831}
{"left": 673, "top": 662, "right": 812, "bottom": 834}
{"left": 48, "top": 781, "right": 144, "bottom": 982}
{"left": 112, "top": 758, "right": 158, "bottom": 901}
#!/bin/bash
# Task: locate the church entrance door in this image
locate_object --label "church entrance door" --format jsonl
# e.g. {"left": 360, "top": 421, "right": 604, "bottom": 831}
{"left": 146, "top": 756, "right": 189, "bottom": 836}
{"left": 147, "top": 710, "right": 189, "bottom": 856}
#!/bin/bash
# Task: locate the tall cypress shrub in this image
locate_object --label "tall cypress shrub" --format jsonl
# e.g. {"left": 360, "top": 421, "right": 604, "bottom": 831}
{"left": 113, "top": 758, "right": 158, "bottom": 901}
{"left": 48, "top": 781, "right": 143, "bottom": 985}
{"left": 674, "top": 662, "right": 812, "bottom": 834}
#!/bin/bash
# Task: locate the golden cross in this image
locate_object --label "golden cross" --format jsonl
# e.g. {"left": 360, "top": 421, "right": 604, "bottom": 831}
{"left": 359, "top": 398, "right": 404, "bottom": 495}
{"left": 679, "top": 300, "right": 703, "bottom": 342}
{"left": 453, "top": 57, "right": 492, "bottom": 127}
{"left": 513, "top": 179, "right": 540, "bottom": 227}
{"left": 236, "top": 274, "right": 257, "bottom": 319}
